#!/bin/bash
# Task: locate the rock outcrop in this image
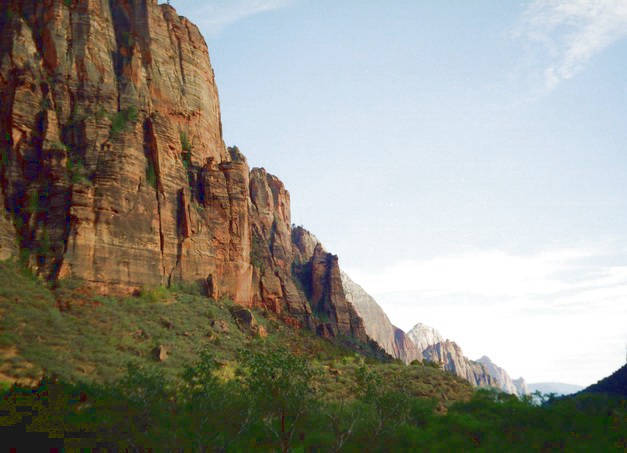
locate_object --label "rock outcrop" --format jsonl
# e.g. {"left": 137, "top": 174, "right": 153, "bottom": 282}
{"left": 407, "top": 323, "right": 444, "bottom": 352}
{"left": 476, "top": 355, "right": 521, "bottom": 395}
{"left": 0, "top": 0, "right": 371, "bottom": 346}
{"left": 422, "top": 340, "right": 499, "bottom": 388}
{"left": 341, "top": 271, "right": 421, "bottom": 363}
{"left": 513, "top": 377, "right": 529, "bottom": 396}
{"left": 0, "top": 186, "right": 17, "bottom": 260}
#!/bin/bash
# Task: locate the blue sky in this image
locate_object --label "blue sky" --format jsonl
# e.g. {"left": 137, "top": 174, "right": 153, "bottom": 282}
{"left": 168, "top": 0, "right": 627, "bottom": 386}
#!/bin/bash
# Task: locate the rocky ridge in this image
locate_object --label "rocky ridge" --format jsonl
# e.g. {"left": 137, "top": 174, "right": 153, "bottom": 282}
{"left": 0, "top": 0, "right": 373, "bottom": 347}
{"left": 476, "top": 355, "right": 525, "bottom": 396}
{"left": 340, "top": 271, "right": 421, "bottom": 364}
{"left": 407, "top": 323, "right": 444, "bottom": 351}
{"left": 422, "top": 340, "right": 499, "bottom": 388}
{"left": 513, "top": 377, "right": 529, "bottom": 396}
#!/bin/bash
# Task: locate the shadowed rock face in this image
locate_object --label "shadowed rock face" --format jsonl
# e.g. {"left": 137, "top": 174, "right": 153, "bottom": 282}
{"left": 341, "top": 271, "right": 421, "bottom": 363}
{"left": 0, "top": 0, "right": 370, "bottom": 345}
{"left": 422, "top": 340, "right": 499, "bottom": 388}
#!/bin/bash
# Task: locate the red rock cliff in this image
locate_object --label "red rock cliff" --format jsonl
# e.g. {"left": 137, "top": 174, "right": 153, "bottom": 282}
{"left": 0, "top": 0, "right": 373, "bottom": 346}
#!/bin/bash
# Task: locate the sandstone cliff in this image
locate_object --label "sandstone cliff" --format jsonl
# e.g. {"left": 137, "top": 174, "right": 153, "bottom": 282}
{"left": 340, "top": 271, "right": 421, "bottom": 364}
{"left": 0, "top": 0, "right": 371, "bottom": 346}
{"left": 476, "top": 356, "right": 521, "bottom": 395}
{"left": 422, "top": 340, "right": 499, "bottom": 388}
{"left": 407, "top": 322, "right": 444, "bottom": 352}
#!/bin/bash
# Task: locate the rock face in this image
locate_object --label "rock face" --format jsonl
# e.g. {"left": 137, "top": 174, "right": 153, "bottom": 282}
{"left": 513, "top": 377, "right": 529, "bottom": 396}
{"left": 341, "top": 271, "right": 421, "bottom": 364}
{"left": 422, "top": 340, "right": 499, "bottom": 388}
{"left": 0, "top": 0, "right": 370, "bottom": 346}
{"left": 407, "top": 323, "right": 444, "bottom": 352}
{"left": 476, "top": 356, "right": 521, "bottom": 395}
{"left": 290, "top": 234, "right": 368, "bottom": 342}
{"left": 0, "top": 185, "right": 17, "bottom": 260}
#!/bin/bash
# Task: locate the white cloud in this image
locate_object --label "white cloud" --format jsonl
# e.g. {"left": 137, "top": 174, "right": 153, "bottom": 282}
{"left": 347, "top": 247, "right": 606, "bottom": 299}
{"left": 345, "top": 245, "right": 627, "bottom": 385}
{"left": 187, "top": 0, "right": 294, "bottom": 35}
{"left": 517, "top": 0, "right": 627, "bottom": 91}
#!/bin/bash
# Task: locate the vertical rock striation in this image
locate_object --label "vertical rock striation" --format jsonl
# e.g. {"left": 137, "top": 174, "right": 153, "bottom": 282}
{"left": 341, "top": 271, "right": 421, "bottom": 363}
{"left": 476, "top": 355, "right": 525, "bottom": 396}
{"left": 0, "top": 0, "right": 373, "bottom": 347}
{"left": 422, "top": 340, "right": 499, "bottom": 388}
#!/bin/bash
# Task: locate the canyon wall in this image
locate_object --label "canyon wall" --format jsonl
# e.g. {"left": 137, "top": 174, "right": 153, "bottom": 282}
{"left": 422, "top": 340, "right": 499, "bottom": 388}
{"left": 0, "top": 0, "right": 371, "bottom": 346}
{"left": 341, "top": 271, "right": 421, "bottom": 363}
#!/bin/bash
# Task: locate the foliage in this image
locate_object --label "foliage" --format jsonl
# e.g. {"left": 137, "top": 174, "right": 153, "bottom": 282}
{"left": 3, "top": 262, "right": 624, "bottom": 450}
{"left": 66, "top": 154, "right": 91, "bottom": 185}
{"left": 0, "top": 357, "right": 625, "bottom": 451}
{"left": 180, "top": 131, "right": 192, "bottom": 170}
{"left": 109, "top": 106, "right": 138, "bottom": 137}
{"left": 145, "top": 158, "right": 157, "bottom": 189}
{"left": 49, "top": 141, "right": 68, "bottom": 152}
{"left": 137, "top": 286, "right": 170, "bottom": 303}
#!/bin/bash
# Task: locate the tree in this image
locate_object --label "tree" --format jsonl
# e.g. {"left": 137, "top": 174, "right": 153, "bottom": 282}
{"left": 237, "top": 346, "right": 321, "bottom": 452}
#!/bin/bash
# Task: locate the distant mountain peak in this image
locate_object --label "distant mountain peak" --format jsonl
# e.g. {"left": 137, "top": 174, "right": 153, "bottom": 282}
{"left": 340, "top": 272, "right": 421, "bottom": 364}
{"left": 406, "top": 323, "right": 444, "bottom": 351}
{"left": 476, "top": 356, "right": 525, "bottom": 396}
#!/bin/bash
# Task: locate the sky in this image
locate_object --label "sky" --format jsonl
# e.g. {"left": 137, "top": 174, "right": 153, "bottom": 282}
{"left": 168, "top": 0, "right": 627, "bottom": 387}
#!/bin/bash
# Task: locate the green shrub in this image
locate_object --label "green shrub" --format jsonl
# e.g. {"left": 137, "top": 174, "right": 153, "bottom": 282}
{"left": 109, "top": 106, "right": 138, "bottom": 137}
{"left": 138, "top": 286, "right": 170, "bottom": 304}
{"left": 146, "top": 159, "right": 157, "bottom": 189}
{"left": 170, "top": 280, "right": 203, "bottom": 296}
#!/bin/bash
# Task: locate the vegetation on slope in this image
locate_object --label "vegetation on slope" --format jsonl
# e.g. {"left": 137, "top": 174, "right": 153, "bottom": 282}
{"left": 582, "top": 363, "right": 627, "bottom": 397}
{"left": 1, "top": 350, "right": 625, "bottom": 451}
{"left": 1, "top": 260, "right": 625, "bottom": 450}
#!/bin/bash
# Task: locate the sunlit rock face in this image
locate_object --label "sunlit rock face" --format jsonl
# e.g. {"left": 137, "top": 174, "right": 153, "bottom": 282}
{"left": 0, "top": 0, "right": 370, "bottom": 344}
{"left": 422, "top": 340, "right": 499, "bottom": 388}
{"left": 407, "top": 323, "right": 444, "bottom": 351}
{"left": 476, "top": 355, "right": 522, "bottom": 395}
{"left": 341, "top": 271, "right": 421, "bottom": 363}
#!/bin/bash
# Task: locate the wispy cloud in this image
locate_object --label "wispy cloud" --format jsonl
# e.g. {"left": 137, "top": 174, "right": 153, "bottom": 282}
{"left": 347, "top": 246, "right": 615, "bottom": 299}
{"left": 189, "top": 0, "right": 294, "bottom": 35}
{"left": 516, "top": 0, "right": 627, "bottom": 92}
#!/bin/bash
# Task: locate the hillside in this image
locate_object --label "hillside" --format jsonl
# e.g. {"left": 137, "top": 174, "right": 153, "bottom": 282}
{"left": 582, "top": 364, "right": 627, "bottom": 397}
{"left": 0, "top": 259, "right": 472, "bottom": 400}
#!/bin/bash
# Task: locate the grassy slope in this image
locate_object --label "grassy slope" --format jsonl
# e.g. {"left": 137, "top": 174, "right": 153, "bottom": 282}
{"left": 1, "top": 260, "right": 625, "bottom": 451}
{"left": 0, "top": 260, "right": 473, "bottom": 406}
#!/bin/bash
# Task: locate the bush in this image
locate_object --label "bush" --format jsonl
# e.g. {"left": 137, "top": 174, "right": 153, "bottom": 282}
{"left": 146, "top": 159, "right": 157, "bottom": 189}
{"left": 137, "top": 286, "right": 170, "bottom": 304}
{"left": 109, "top": 106, "right": 138, "bottom": 137}
{"left": 180, "top": 132, "right": 192, "bottom": 169}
